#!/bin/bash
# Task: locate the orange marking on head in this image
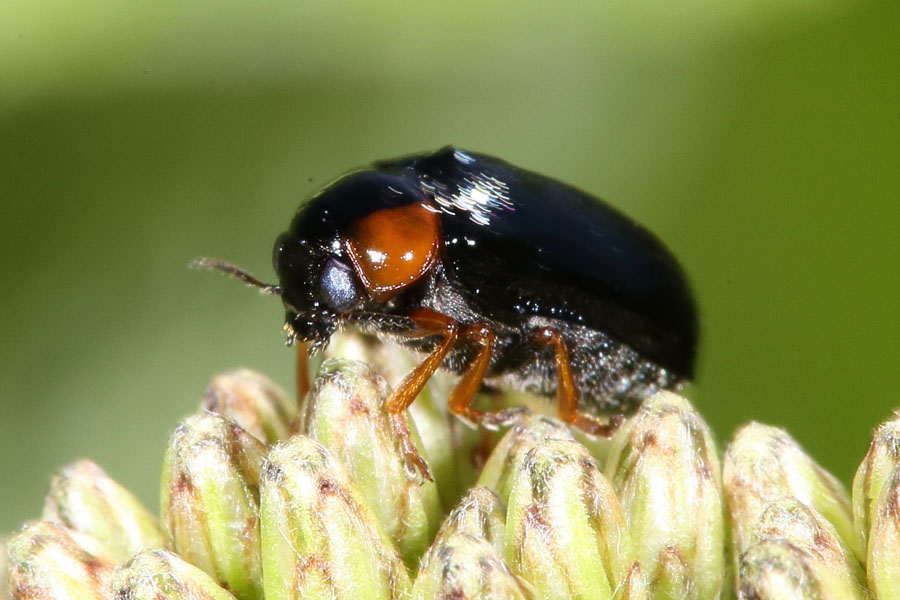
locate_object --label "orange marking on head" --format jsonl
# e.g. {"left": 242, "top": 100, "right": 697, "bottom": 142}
{"left": 342, "top": 202, "right": 441, "bottom": 301}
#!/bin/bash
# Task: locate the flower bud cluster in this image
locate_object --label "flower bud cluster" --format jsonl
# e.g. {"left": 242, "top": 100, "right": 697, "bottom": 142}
{"left": 5, "top": 333, "right": 900, "bottom": 599}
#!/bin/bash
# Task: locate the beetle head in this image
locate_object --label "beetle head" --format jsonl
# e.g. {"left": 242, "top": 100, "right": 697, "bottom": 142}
{"left": 272, "top": 230, "right": 366, "bottom": 351}
{"left": 273, "top": 169, "right": 436, "bottom": 350}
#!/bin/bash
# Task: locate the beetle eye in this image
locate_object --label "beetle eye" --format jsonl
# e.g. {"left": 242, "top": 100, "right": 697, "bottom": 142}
{"left": 320, "top": 258, "right": 360, "bottom": 312}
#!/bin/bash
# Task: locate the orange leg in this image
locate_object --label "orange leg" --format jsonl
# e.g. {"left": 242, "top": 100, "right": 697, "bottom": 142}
{"left": 447, "top": 324, "right": 527, "bottom": 429}
{"left": 448, "top": 324, "right": 494, "bottom": 422}
{"left": 534, "top": 327, "right": 623, "bottom": 437}
{"left": 288, "top": 342, "right": 312, "bottom": 435}
{"left": 385, "top": 308, "right": 459, "bottom": 480}
{"left": 296, "top": 342, "right": 310, "bottom": 406}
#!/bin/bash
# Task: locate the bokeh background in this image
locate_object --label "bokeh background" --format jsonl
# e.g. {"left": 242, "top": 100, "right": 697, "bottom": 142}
{"left": 1, "top": 1, "right": 898, "bottom": 532}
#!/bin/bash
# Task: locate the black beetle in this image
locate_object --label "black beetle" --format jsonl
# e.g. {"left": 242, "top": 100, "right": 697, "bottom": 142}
{"left": 196, "top": 146, "right": 697, "bottom": 478}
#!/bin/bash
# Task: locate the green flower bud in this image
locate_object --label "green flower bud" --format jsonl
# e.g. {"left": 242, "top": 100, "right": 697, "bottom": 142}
{"left": 324, "top": 331, "right": 482, "bottom": 506}
{"left": 737, "top": 540, "right": 827, "bottom": 599}
{"left": 739, "top": 497, "right": 865, "bottom": 597}
{"left": 110, "top": 549, "right": 238, "bottom": 600}
{"left": 866, "top": 463, "right": 900, "bottom": 599}
{"left": 432, "top": 486, "right": 507, "bottom": 556}
{"left": 201, "top": 368, "right": 295, "bottom": 445}
{"left": 412, "top": 533, "right": 533, "bottom": 600}
{"left": 299, "top": 359, "right": 440, "bottom": 567}
{"left": 504, "top": 439, "right": 628, "bottom": 600}
{"left": 723, "top": 422, "right": 860, "bottom": 562}
{"left": 616, "top": 562, "right": 650, "bottom": 600}
{"left": 604, "top": 391, "right": 725, "bottom": 599}
{"left": 476, "top": 414, "right": 574, "bottom": 503}
{"left": 160, "top": 413, "right": 266, "bottom": 600}
{"left": 42, "top": 459, "right": 164, "bottom": 563}
{"left": 259, "top": 435, "right": 412, "bottom": 600}
{"left": 852, "top": 411, "right": 900, "bottom": 556}
{"left": 737, "top": 528, "right": 865, "bottom": 600}
{"left": 7, "top": 521, "right": 117, "bottom": 600}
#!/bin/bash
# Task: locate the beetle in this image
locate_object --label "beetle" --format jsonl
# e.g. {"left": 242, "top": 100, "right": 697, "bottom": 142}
{"left": 195, "top": 146, "right": 697, "bottom": 478}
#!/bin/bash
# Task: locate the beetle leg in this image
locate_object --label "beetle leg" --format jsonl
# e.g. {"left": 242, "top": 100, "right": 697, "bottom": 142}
{"left": 289, "top": 342, "right": 312, "bottom": 435}
{"left": 296, "top": 342, "right": 310, "bottom": 405}
{"left": 385, "top": 308, "right": 459, "bottom": 480}
{"left": 448, "top": 324, "right": 528, "bottom": 429}
{"left": 535, "top": 327, "right": 623, "bottom": 437}
{"left": 447, "top": 324, "right": 494, "bottom": 422}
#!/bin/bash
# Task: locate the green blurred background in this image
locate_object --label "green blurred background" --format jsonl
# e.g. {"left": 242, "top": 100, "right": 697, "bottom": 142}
{"left": 1, "top": 1, "right": 898, "bottom": 532}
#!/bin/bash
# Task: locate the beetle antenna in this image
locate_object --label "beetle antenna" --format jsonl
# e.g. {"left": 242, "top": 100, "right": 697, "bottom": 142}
{"left": 190, "top": 257, "right": 282, "bottom": 295}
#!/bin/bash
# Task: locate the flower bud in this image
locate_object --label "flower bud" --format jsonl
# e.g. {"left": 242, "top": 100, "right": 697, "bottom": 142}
{"left": 852, "top": 411, "right": 900, "bottom": 555}
{"left": 616, "top": 562, "right": 651, "bottom": 600}
{"left": 259, "top": 435, "right": 411, "bottom": 600}
{"left": 325, "top": 331, "right": 481, "bottom": 506}
{"left": 604, "top": 391, "right": 725, "bottom": 599}
{"left": 160, "top": 413, "right": 266, "bottom": 600}
{"left": 737, "top": 531, "right": 865, "bottom": 600}
{"left": 42, "top": 459, "right": 164, "bottom": 563}
{"left": 412, "top": 533, "right": 532, "bottom": 600}
{"left": 866, "top": 463, "right": 900, "bottom": 599}
{"left": 723, "top": 422, "right": 860, "bottom": 561}
{"left": 504, "top": 439, "right": 628, "bottom": 600}
{"left": 201, "top": 368, "right": 295, "bottom": 445}
{"left": 7, "top": 521, "right": 117, "bottom": 600}
{"left": 737, "top": 540, "right": 825, "bottom": 599}
{"left": 432, "top": 486, "right": 507, "bottom": 556}
{"left": 476, "top": 414, "right": 574, "bottom": 503}
{"left": 299, "top": 358, "right": 440, "bottom": 567}
{"left": 110, "top": 549, "right": 238, "bottom": 600}
{"left": 739, "top": 497, "right": 865, "bottom": 597}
